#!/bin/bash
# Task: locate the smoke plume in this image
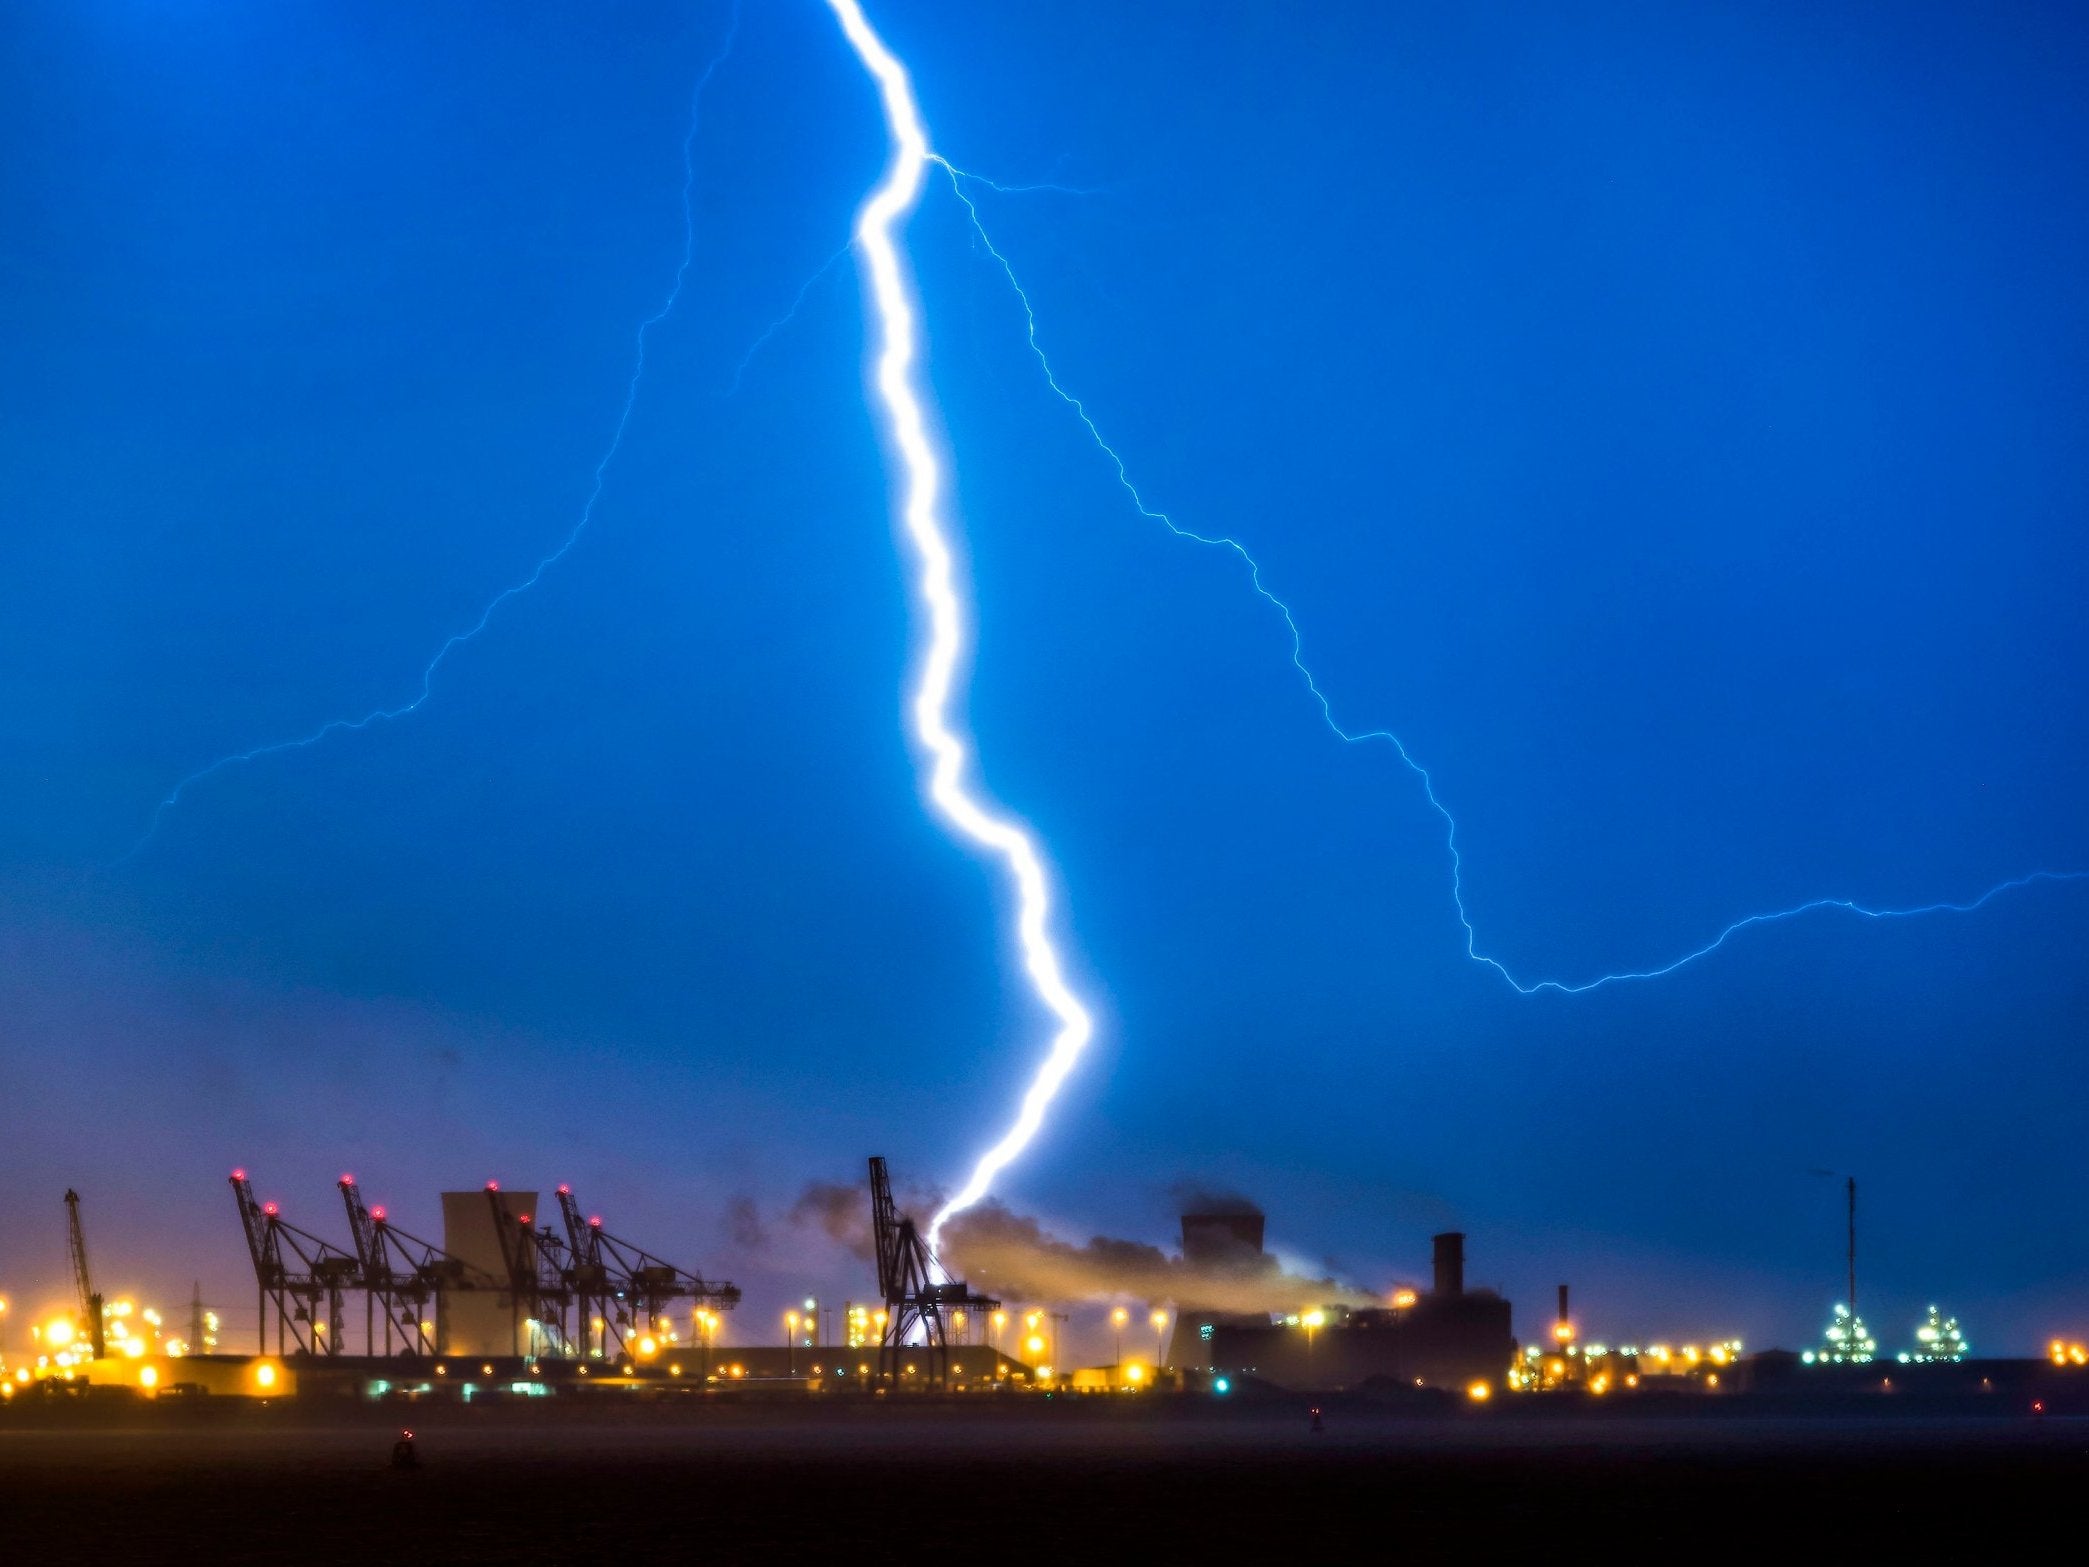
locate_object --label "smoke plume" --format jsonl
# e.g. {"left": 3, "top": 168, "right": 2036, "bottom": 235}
{"left": 937, "top": 1200, "right": 1369, "bottom": 1314}
{"left": 724, "top": 1196, "right": 769, "bottom": 1254}
{"left": 1168, "top": 1183, "right": 1262, "bottom": 1218}
{"left": 789, "top": 1180, "right": 874, "bottom": 1260}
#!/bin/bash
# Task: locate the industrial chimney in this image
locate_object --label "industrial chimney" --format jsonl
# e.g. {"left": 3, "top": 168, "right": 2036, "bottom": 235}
{"left": 1432, "top": 1232, "right": 1465, "bottom": 1297}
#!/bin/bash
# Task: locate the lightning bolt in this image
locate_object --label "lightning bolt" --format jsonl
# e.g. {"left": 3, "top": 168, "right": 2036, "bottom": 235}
{"left": 121, "top": 5, "right": 743, "bottom": 860}
{"left": 933, "top": 166, "right": 2088, "bottom": 995}
{"left": 824, "top": 0, "right": 1095, "bottom": 1247}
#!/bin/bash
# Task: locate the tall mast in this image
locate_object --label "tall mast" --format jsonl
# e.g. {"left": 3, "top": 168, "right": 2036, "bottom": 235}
{"left": 1846, "top": 1176, "right": 1857, "bottom": 1317}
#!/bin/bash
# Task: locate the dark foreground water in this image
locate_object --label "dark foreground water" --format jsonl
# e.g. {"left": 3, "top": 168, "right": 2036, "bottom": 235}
{"left": 0, "top": 1402, "right": 2079, "bottom": 1561}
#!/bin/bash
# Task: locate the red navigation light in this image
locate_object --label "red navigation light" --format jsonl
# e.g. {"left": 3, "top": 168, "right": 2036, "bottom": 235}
{"left": 341, "top": 1174, "right": 355, "bottom": 1187}
{"left": 262, "top": 1202, "right": 279, "bottom": 1216}
{"left": 231, "top": 1168, "right": 247, "bottom": 1181}
{"left": 486, "top": 1180, "right": 500, "bottom": 1192}
{"left": 371, "top": 1206, "right": 387, "bottom": 1222}
{"left": 589, "top": 1216, "right": 602, "bottom": 1228}
{"left": 519, "top": 1214, "right": 532, "bottom": 1225}
{"left": 556, "top": 1184, "right": 571, "bottom": 1196}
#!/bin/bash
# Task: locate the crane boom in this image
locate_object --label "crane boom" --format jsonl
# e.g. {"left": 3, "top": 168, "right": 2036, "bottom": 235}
{"left": 866, "top": 1157, "right": 997, "bottom": 1388}
{"left": 228, "top": 1168, "right": 357, "bottom": 1357}
{"left": 551, "top": 1183, "right": 738, "bottom": 1361}
{"left": 63, "top": 1189, "right": 106, "bottom": 1360}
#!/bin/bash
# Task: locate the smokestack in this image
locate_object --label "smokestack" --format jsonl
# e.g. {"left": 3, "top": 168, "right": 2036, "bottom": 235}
{"left": 1432, "top": 1232, "right": 1465, "bottom": 1297}
{"left": 1557, "top": 1284, "right": 1569, "bottom": 1326}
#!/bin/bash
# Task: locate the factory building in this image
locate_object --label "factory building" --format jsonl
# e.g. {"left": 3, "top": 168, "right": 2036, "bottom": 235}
{"left": 1206, "top": 1233, "right": 1515, "bottom": 1393}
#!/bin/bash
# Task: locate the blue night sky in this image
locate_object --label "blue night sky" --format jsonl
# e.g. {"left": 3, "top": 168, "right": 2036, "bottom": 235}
{"left": 2, "top": 0, "right": 2085, "bottom": 1359}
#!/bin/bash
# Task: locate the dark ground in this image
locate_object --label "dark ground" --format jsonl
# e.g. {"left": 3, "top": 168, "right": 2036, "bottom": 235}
{"left": 1, "top": 1399, "right": 2080, "bottom": 1562}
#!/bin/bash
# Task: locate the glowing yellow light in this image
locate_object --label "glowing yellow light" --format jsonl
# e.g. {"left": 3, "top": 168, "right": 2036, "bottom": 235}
{"left": 1151, "top": 1310, "right": 1167, "bottom": 1329}
{"left": 120, "top": 1338, "right": 144, "bottom": 1359}
{"left": 1552, "top": 1321, "right": 1575, "bottom": 1343}
{"left": 255, "top": 1363, "right": 278, "bottom": 1389}
{"left": 637, "top": 1336, "right": 659, "bottom": 1357}
{"left": 1392, "top": 1290, "right": 1417, "bottom": 1309}
{"left": 139, "top": 1366, "right": 158, "bottom": 1390}
{"left": 1111, "top": 1307, "right": 1128, "bottom": 1327}
{"left": 1302, "top": 1310, "right": 1326, "bottom": 1330}
{"left": 1466, "top": 1381, "right": 1492, "bottom": 1402}
{"left": 44, "top": 1319, "right": 74, "bottom": 1349}
{"left": 1025, "top": 1335, "right": 1046, "bottom": 1355}
{"left": 1124, "top": 1362, "right": 1145, "bottom": 1384}
{"left": 1590, "top": 1374, "right": 1609, "bottom": 1395}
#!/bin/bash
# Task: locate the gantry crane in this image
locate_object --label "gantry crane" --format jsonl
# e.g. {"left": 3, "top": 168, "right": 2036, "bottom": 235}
{"left": 553, "top": 1184, "right": 739, "bottom": 1360}
{"left": 228, "top": 1169, "right": 360, "bottom": 1357}
{"left": 868, "top": 1156, "right": 998, "bottom": 1388}
{"left": 484, "top": 1183, "right": 574, "bottom": 1358}
{"left": 63, "top": 1189, "right": 106, "bottom": 1360}
{"left": 336, "top": 1175, "right": 496, "bottom": 1357}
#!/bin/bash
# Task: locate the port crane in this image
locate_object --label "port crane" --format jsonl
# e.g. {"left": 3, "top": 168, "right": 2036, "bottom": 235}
{"left": 229, "top": 1170, "right": 360, "bottom": 1357}
{"left": 484, "top": 1184, "right": 575, "bottom": 1358}
{"left": 554, "top": 1184, "right": 739, "bottom": 1361}
{"left": 868, "top": 1156, "right": 998, "bottom": 1387}
{"left": 337, "top": 1176, "right": 498, "bottom": 1357}
{"left": 63, "top": 1189, "right": 106, "bottom": 1360}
